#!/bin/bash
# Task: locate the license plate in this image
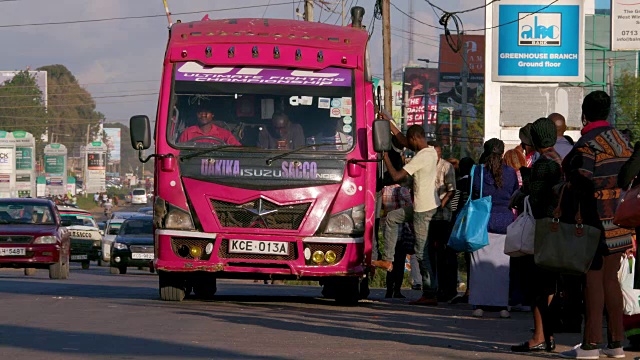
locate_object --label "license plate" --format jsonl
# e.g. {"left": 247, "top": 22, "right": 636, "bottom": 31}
{"left": 229, "top": 240, "right": 289, "bottom": 255}
{"left": 70, "top": 254, "right": 88, "bottom": 260}
{"left": 71, "top": 231, "right": 93, "bottom": 239}
{"left": 131, "top": 253, "right": 154, "bottom": 260}
{"left": 0, "top": 248, "right": 25, "bottom": 256}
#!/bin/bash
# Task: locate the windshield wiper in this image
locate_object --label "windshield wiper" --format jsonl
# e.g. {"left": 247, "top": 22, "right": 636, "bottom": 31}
{"left": 266, "top": 143, "right": 347, "bottom": 165}
{"left": 179, "top": 145, "right": 242, "bottom": 161}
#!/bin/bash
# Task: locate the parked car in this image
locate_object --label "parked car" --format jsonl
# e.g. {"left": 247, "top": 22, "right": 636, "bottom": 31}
{"left": 137, "top": 207, "right": 153, "bottom": 215}
{"left": 110, "top": 215, "right": 154, "bottom": 274}
{"left": 101, "top": 218, "right": 125, "bottom": 264}
{"left": 57, "top": 206, "right": 103, "bottom": 268}
{"left": 0, "top": 198, "right": 70, "bottom": 279}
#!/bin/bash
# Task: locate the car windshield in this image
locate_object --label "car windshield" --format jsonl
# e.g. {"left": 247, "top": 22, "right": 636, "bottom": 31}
{"left": 0, "top": 202, "right": 54, "bottom": 225}
{"left": 168, "top": 63, "right": 355, "bottom": 153}
{"left": 107, "top": 224, "right": 122, "bottom": 235}
{"left": 120, "top": 219, "right": 153, "bottom": 236}
{"left": 132, "top": 190, "right": 145, "bottom": 196}
{"left": 60, "top": 213, "right": 97, "bottom": 228}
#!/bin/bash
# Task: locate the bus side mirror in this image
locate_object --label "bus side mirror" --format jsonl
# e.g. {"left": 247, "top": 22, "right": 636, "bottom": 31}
{"left": 372, "top": 120, "right": 392, "bottom": 153}
{"left": 130, "top": 115, "right": 151, "bottom": 150}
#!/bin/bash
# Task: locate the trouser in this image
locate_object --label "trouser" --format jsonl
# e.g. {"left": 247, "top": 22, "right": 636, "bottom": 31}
{"left": 384, "top": 206, "right": 438, "bottom": 296}
{"left": 410, "top": 255, "right": 422, "bottom": 285}
{"left": 386, "top": 242, "right": 407, "bottom": 293}
{"left": 584, "top": 252, "right": 624, "bottom": 345}
{"left": 428, "top": 219, "right": 457, "bottom": 298}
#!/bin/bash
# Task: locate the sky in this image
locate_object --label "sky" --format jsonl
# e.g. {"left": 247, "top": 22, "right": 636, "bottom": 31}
{"left": 1, "top": 0, "right": 604, "bottom": 126}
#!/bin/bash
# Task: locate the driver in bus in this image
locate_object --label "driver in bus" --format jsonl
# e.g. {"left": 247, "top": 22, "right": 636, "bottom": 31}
{"left": 257, "top": 112, "right": 305, "bottom": 150}
{"left": 178, "top": 104, "right": 241, "bottom": 145}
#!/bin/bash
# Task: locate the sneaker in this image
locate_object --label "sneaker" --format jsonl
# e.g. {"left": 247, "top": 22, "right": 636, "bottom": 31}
{"left": 371, "top": 260, "right": 393, "bottom": 272}
{"left": 411, "top": 284, "right": 422, "bottom": 291}
{"left": 472, "top": 309, "right": 483, "bottom": 317}
{"left": 558, "top": 344, "right": 599, "bottom": 359}
{"left": 600, "top": 347, "right": 625, "bottom": 358}
{"left": 499, "top": 310, "right": 511, "bottom": 318}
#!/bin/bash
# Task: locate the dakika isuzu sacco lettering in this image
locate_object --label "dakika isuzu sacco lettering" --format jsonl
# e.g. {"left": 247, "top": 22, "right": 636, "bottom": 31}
{"left": 129, "top": 7, "right": 392, "bottom": 304}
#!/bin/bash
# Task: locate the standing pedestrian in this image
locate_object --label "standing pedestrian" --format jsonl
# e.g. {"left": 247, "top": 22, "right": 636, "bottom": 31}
{"left": 470, "top": 139, "right": 519, "bottom": 318}
{"left": 559, "top": 91, "right": 634, "bottom": 359}
{"left": 372, "top": 125, "right": 440, "bottom": 306}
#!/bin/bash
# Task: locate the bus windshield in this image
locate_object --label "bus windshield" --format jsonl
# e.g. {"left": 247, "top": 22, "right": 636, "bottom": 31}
{"left": 168, "top": 63, "right": 355, "bottom": 153}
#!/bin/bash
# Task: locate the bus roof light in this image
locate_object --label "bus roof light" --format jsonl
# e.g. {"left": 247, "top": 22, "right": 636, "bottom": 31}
{"left": 181, "top": 50, "right": 188, "bottom": 58}
{"left": 341, "top": 56, "right": 347, "bottom": 64}
{"left": 205, "top": 46, "right": 212, "bottom": 58}
{"left": 228, "top": 46, "right": 235, "bottom": 58}
{"left": 295, "top": 49, "right": 302, "bottom": 61}
{"left": 252, "top": 46, "right": 259, "bottom": 58}
{"left": 317, "top": 51, "right": 323, "bottom": 62}
{"left": 273, "top": 46, "right": 280, "bottom": 59}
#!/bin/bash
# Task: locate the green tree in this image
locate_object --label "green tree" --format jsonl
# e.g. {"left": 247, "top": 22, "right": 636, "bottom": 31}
{"left": 615, "top": 71, "right": 640, "bottom": 141}
{"left": 36, "top": 64, "right": 104, "bottom": 158}
{"left": 0, "top": 71, "right": 48, "bottom": 146}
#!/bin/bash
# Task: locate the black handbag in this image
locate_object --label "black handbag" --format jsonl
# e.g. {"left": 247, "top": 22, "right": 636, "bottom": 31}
{"left": 534, "top": 185, "right": 601, "bottom": 275}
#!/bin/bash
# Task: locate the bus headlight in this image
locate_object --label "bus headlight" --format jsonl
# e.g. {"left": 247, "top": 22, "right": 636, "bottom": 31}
{"left": 165, "top": 207, "right": 195, "bottom": 230}
{"left": 324, "top": 204, "right": 365, "bottom": 235}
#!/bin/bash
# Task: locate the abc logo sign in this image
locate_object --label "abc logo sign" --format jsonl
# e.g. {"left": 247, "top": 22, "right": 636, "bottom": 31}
{"left": 518, "top": 13, "right": 562, "bottom": 47}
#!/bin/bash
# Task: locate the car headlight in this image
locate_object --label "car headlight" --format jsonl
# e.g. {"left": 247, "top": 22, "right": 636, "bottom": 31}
{"left": 93, "top": 240, "right": 101, "bottom": 247}
{"left": 113, "top": 242, "right": 128, "bottom": 250}
{"left": 324, "top": 204, "right": 365, "bottom": 235}
{"left": 34, "top": 236, "right": 57, "bottom": 244}
{"left": 165, "top": 207, "right": 194, "bottom": 230}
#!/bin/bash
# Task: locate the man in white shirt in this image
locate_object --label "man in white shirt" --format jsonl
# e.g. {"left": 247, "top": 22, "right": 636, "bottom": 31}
{"left": 549, "top": 113, "right": 572, "bottom": 159}
{"left": 372, "top": 122, "right": 440, "bottom": 306}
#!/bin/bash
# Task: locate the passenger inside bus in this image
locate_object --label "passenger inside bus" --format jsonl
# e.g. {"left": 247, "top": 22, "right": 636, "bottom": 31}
{"left": 257, "top": 112, "right": 305, "bottom": 150}
{"left": 178, "top": 103, "right": 241, "bottom": 145}
{"left": 307, "top": 117, "right": 353, "bottom": 151}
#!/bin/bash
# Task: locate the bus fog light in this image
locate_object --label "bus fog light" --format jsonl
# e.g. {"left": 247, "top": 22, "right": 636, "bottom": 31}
{"left": 324, "top": 250, "right": 337, "bottom": 264}
{"left": 205, "top": 243, "right": 213, "bottom": 255}
{"left": 312, "top": 251, "right": 324, "bottom": 264}
{"left": 190, "top": 246, "right": 202, "bottom": 258}
{"left": 304, "top": 247, "right": 311, "bottom": 260}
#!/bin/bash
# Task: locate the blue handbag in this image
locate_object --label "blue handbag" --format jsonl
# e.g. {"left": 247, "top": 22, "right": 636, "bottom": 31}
{"left": 447, "top": 165, "right": 492, "bottom": 252}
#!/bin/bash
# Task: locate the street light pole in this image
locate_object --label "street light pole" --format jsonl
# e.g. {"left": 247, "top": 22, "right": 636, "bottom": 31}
{"left": 444, "top": 107, "right": 454, "bottom": 153}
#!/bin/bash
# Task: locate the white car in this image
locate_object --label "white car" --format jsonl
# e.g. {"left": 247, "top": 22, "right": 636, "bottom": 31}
{"left": 101, "top": 218, "right": 125, "bottom": 263}
{"left": 131, "top": 188, "right": 147, "bottom": 205}
{"left": 57, "top": 206, "right": 103, "bottom": 269}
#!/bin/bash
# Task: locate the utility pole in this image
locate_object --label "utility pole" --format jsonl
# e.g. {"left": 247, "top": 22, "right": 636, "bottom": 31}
{"left": 382, "top": 0, "right": 392, "bottom": 112}
{"left": 460, "top": 42, "right": 469, "bottom": 157}
{"left": 408, "top": 0, "right": 414, "bottom": 64}
{"left": 444, "top": 107, "right": 454, "bottom": 154}
{"left": 341, "top": 0, "right": 345, "bottom": 26}
{"left": 607, "top": 58, "right": 616, "bottom": 126}
{"left": 304, "top": 0, "right": 313, "bottom": 21}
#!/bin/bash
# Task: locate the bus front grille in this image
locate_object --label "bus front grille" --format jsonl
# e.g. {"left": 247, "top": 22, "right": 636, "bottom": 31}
{"left": 210, "top": 198, "right": 311, "bottom": 230}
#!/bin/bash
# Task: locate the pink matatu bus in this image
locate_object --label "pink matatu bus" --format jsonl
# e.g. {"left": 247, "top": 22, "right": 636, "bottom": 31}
{"left": 129, "top": 6, "right": 392, "bottom": 304}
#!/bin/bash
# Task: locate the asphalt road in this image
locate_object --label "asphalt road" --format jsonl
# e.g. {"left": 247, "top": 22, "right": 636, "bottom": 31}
{"left": 1, "top": 202, "right": 637, "bottom": 359}
{"left": 2, "top": 263, "right": 639, "bottom": 360}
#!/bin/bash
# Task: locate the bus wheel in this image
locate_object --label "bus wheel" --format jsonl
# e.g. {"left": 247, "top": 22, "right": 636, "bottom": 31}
{"left": 159, "top": 271, "right": 185, "bottom": 302}
{"left": 192, "top": 272, "right": 217, "bottom": 300}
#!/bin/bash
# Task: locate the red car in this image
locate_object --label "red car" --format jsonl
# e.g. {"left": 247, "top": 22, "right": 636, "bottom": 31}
{"left": 0, "top": 198, "right": 71, "bottom": 279}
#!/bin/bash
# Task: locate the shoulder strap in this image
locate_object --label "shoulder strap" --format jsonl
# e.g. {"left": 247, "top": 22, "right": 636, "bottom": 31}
{"left": 467, "top": 165, "right": 476, "bottom": 204}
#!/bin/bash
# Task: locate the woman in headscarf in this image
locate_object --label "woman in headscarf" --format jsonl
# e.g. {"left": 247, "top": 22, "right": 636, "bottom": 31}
{"left": 469, "top": 139, "right": 519, "bottom": 318}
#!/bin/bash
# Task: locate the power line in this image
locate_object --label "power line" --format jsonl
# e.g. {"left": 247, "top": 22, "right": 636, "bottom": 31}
{"left": 0, "top": 1, "right": 298, "bottom": 28}
{"left": 0, "top": 89, "right": 159, "bottom": 98}
{"left": 1, "top": 79, "right": 159, "bottom": 89}
{"left": 466, "top": 0, "right": 560, "bottom": 32}
{"left": 390, "top": 2, "right": 441, "bottom": 30}
{"left": 0, "top": 98, "right": 157, "bottom": 109}
{"left": 262, "top": 0, "right": 272, "bottom": 18}
{"left": 391, "top": 31, "right": 439, "bottom": 48}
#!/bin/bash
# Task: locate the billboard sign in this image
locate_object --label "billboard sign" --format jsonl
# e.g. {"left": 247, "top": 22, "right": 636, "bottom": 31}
{"left": 611, "top": 1, "right": 640, "bottom": 50}
{"left": 104, "top": 127, "right": 121, "bottom": 164}
{"left": 44, "top": 143, "right": 67, "bottom": 195}
{"left": 439, "top": 34, "right": 485, "bottom": 83}
{"left": 492, "top": 0, "right": 584, "bottom": 82}
{"left": 84, "top": 141, "right": 107, "bottom": 193}
{"left": 403, "top": 67, "right": 438, "bottom": 138}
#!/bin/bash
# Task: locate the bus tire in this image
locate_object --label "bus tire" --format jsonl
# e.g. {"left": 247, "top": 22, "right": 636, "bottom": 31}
{"left": 159, "top": 271, "right": 185, "bottom": 302}
{"left": 334, "top": 278, "right": 361, "bottom": 306}
{"left": 192, "top": 272, "right": 217, "bottom": 300}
